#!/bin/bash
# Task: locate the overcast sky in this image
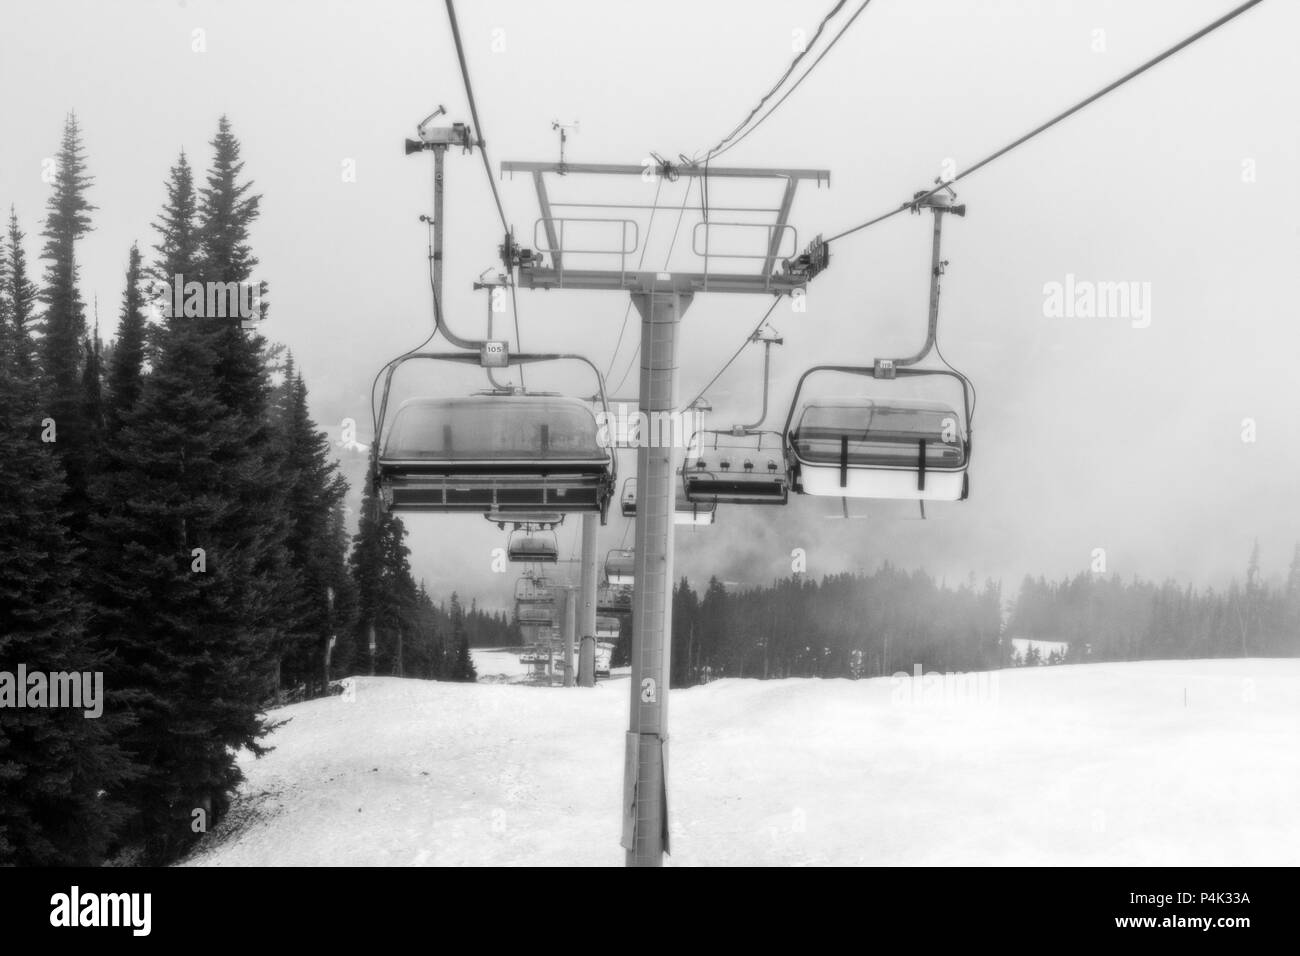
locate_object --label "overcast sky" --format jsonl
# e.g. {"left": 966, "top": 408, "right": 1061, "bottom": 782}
{"left": 2, "top": 0, "right": 1296, "bottom": 612}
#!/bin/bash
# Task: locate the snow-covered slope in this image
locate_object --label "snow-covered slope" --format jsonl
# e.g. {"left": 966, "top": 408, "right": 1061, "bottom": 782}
{"left": 182, "top": 659, "right": 1300, "bottom": 866}
{"left": 469, "top": 648, "right": 535, "bottom": 682}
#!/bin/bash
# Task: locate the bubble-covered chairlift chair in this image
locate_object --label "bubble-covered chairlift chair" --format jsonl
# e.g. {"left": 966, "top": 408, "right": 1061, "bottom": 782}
{"left": 784, "top": 187, "right": 975, "bottom": 507}
{"left": 506, "top": 529, "right": 559, "bottom": 563}
{"left": 784, "top": 363, "right": 972, "bottom": 502}
{"left": 373, "top": 352, "right": 616, "bottom": 520}
{"left": 604, "top": 548, "right": 636, "bottom": 587}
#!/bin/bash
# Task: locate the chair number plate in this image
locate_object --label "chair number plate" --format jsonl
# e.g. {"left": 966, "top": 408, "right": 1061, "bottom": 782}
{"left": 481, "top": 341, "right": 509, "bottom": 368}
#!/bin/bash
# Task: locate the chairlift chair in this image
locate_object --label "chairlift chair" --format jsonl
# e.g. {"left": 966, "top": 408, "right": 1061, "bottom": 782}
{"left": 516, "top": 601, "right": 556, "bottom": 625}
{"left": 682, "top": 430, "right": 789, "bottom": 506}
{"left": 373, "top": 353, "right": 616, "bottom": 519}
{"left": 596, "top": 583, "right": 633, "bottom": 614}
{"left": 619, "top": 477, "right": 717, "bottom": 525}
{"left": 784, "top": 365, "right": 972, "bottom": 502}
{"left": 680, "top": 323, "right": 787, "bottom": 506}
{"left": 604, "top": 549, "right": 636, "bottom": 587}
{"left": 515, "top": 574, "right": 556, "bottom": 625}
{"left": 507, "top": 529, "right": 559, "bottom": 563}
{"left": 486, "top": 510, "right": 564, "bottom": 531}
{"left": 514, "top": 573, "right": 554, "bottom": 603}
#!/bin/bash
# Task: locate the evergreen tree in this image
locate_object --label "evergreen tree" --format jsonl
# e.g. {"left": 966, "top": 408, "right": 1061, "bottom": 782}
{"left": 150, "top": 152, "right": 201, "bottom": 300}
{"left": 1284, "top": 545, "right": 1300, "bottom": 653}
{"left": 37, "top": 113, "right": 98, "bottom": 520}
{"left": 197, "top": 115, "right": 268, "bottom": 419}
{"left": 193, "top": 114, "right": 294, "bottom": 695}
{"left": 105, "top": 243, "right": 148, "bottom": 433}
{"left": 350, "top": 476, "right": 417, "bottom": 678}
{"left": 80, "top": 313, "right": 104, "bottom": 435}
{"left": 4, "top": 208, "right": 41, "bottom": 364}
{"left": 198, "top": 116, "right": 260, "bottom": 287}
{"left": 0, "top": 288, "right": 130, "bottom": 865}
{"left": 276, "top": 367, "right": 351, "bottom": 697}
{"left": 671, "top": 576, "right": 701, "bottom": 687}
{"left": 447, "top": 594, "right": 477, "bottom": 682}
{"left": 88, "top": 305, "right": 273, "bottom": 862}
{"left": 84, "top": 125, "right": 287, "bottom": 862}
{"left": 322, "top": 502, "right": 360, "bottom": 679}
{"left": 0, "top": 221, "right": 9, "bottom": 338}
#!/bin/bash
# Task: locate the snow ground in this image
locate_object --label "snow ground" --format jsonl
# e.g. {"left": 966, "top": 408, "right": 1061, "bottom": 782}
{"left": 183, "top": 659, "right": 1300, "bottom": 866}
{"left": 471, "top": 648, "right": 534, "bottom": 682}
{"left": 471, "top": 647, "right": 631, "bottom": 685}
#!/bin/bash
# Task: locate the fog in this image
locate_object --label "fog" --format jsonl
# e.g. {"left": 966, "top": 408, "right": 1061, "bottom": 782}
{"left": 3, "top": 0, "right": 1296, "bottom": 613}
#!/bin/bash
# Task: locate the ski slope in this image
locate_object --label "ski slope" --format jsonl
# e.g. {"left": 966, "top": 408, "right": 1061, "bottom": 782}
{"left": 182, "top": 659, "right": 1300, "bottom": 866}
{"left": 469, "top": 648, "right": 535, "bottom": 682}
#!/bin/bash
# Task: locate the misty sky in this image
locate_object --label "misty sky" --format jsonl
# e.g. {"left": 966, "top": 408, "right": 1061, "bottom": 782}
{"left": 2, "top": 0, "right": 1297, "bottom": 613}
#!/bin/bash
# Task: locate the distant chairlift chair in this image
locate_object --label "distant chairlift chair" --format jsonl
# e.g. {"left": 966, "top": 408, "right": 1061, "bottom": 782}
{"left": 619, "top": 477, "right": 716, "bottom": 525}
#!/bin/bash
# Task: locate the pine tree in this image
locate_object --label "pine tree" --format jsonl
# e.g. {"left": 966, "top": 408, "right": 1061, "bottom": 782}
{"left": 0, "top": 209, "right": 33, "bottom": 349}
{"left": 198, "top": 116, "right": 260, "bottom": 287}
{"left": 1284, "top": 545, "right": 1300, "bottom": 654}
{"left": 0, "top": 285, "right": 130, "bottom": 865}
{"left": 37, "top": 113, "right": 98, "bottom": 521}
{"left": 0, "top": 221, "right": 9, "bottom": 339}
{"left": 88, "top": 307, "right": 273, "bottom": 862}
{"left": 277, "top": 367, "right": 351, "bottom": 697}
{"left": 150, "top": 152, "right": 201, "bottom": 301}
{"left": 105, "top": 243, "right": 148, "bottom": 433}
{"left": 80, "top": 312, "right": 104, "bottom": 434}
{"left": 350, "top": 476, "right": 419, "bottom": 678}
{"left": 84, "top": 126, "right": 287, "bottom": 862}
{"left": 192, "top": 114, "right": 293, "bottom": 696}
{"left": 324, "top": 502, "right": 361, "bottom": 681}
{"left": 447, "top": 594, "right": 477, "bottom": 682}
{"left": 197, "top": 115, "right": 268, "bottom": 418}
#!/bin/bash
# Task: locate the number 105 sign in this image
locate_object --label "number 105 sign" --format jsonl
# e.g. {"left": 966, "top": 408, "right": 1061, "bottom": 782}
{"left": 480, "top": 340, "right": 509, "bottom": 367}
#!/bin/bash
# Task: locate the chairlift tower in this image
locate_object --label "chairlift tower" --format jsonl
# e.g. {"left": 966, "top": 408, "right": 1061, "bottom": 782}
{"left": 501, "top": 158, "right": 830, "bottom": 866}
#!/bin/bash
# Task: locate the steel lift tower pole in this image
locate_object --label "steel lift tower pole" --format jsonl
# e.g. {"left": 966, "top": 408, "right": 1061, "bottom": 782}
{"left": 625, "top": 279, "right": 692, "bottom": 864}
{"left": 579, "top": 514, "right": 599, "bottom": 687}
{"left": 502, "top": 159, "right": 830, "bottom": 866}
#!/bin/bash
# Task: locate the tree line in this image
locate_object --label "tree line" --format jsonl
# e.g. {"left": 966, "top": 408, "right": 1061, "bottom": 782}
{"left": 0, "top": 114, "right": 475, "bottom": 867}
{"left": 657, "top": 542, "right": 1300, "bottom": 688}
{"left": 661, "top": 566, "right": 1004, "bottom": 686}
{"left": 1007, "top": 542, "right": 1300, "bottom": 663}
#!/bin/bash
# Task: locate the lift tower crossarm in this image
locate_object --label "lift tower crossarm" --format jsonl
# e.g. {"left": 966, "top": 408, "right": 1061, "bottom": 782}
{"left": 502, "top": 160, "right": 830, "bottom": 290}
{"left": 515, "top": 269, "right": 810, "bottom": 296}
{"left": 501, "top": 161, "right": 830, "bottom": 184}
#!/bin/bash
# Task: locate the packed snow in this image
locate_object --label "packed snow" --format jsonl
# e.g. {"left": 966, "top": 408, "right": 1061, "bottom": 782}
{"left": 469, "top": 648, "right": 536, "bottom": 682}
{"left": 182, "top": 659, "right": 1300, "bottom": 866}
